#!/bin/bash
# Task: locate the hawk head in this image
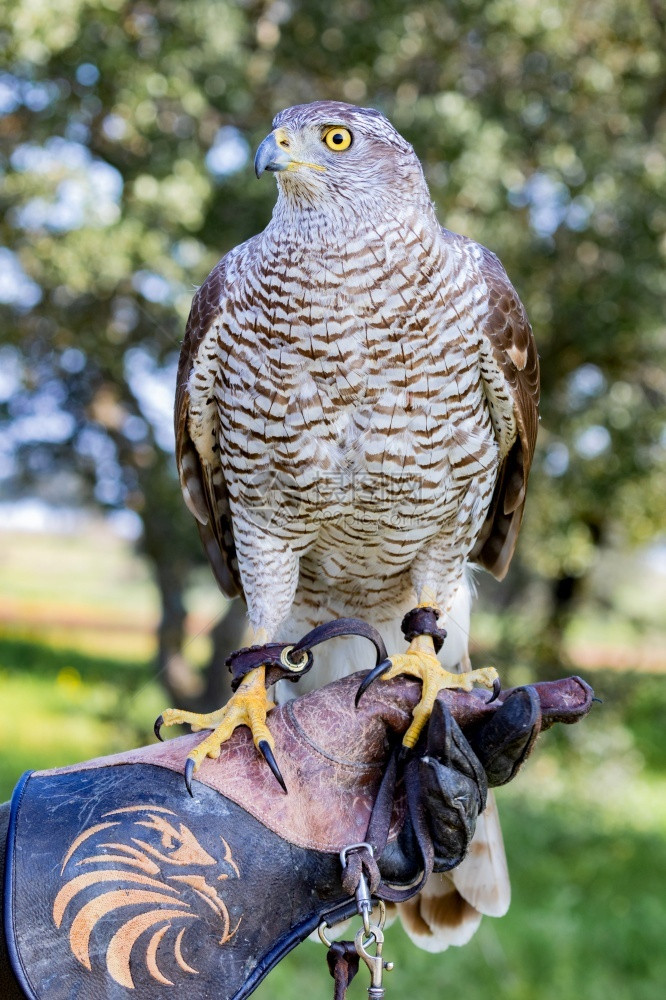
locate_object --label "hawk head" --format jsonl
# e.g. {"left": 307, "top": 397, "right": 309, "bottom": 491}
{"left": 254, "top": 100, "right": 428, "bottom": 210}
{"left": 53, "top": 804, "right": 241, "bottom": 990}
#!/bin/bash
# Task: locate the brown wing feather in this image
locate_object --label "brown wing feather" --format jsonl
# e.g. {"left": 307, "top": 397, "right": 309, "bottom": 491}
{"left": 451, "top": 235, "right": 539, "bottom": 579}
{"left": 175, "top": 260, "right": 241, "bottom": 598}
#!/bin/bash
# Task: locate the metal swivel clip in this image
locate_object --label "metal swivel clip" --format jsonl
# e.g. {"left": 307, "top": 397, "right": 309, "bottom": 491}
{"left": 339, "top": 842, "right": 394, "bottom": 999}
{"left": 354, "top": 921, "right": 394, "bottom": 1000}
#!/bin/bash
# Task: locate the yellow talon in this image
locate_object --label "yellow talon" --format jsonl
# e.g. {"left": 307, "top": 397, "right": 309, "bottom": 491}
{"left": 158, "top": 666, "right": 279, "bottom": 778}
{"left": 381, "top": 638, "right": 499, "bottom": 749}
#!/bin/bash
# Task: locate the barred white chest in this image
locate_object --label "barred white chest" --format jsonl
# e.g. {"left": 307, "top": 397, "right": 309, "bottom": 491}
{"left": 188, "top": 216, "right": 503, "bottom": 601}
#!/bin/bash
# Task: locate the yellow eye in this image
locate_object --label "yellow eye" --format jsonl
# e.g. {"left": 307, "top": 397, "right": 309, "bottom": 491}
{"left": 323, "top": 126, "right": 352, "bottom": 151}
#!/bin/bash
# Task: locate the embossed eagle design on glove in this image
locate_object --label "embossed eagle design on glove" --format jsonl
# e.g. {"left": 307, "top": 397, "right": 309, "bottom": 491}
{"left": 53, "top": 804, "right": 241, "bottom": 990}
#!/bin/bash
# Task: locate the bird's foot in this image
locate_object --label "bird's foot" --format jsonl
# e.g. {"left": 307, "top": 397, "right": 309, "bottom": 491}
{"left": 154, "top": 666, "right": 286, "bottom": 796}
{"left": 357, "top": 635, "right": 500, "bottom": 750}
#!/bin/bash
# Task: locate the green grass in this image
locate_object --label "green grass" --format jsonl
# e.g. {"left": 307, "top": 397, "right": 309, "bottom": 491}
{"left": 0, "top": 635, "right": 162, "bottom": 794}
{"left": 0, "top": 526, "right": 158, "bottom": 620}
{"left": 0, "top": 524, "right": 229, "bottom": 664}
{"left": 0, "top": 634, "right": 664, "bottom": 999}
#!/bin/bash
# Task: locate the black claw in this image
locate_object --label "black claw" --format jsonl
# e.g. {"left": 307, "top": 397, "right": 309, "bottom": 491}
{"left": 592, "top": 696, "right": 603, "bottom": 704}
{"left": 487, "top": 677, "right": 502, "bottom": 704}
{"left": 258, "top": 739, "right": 287, "bottom": 794}
{"left": 355, "top": 658, "right": 392, "bottom": 707}
{"left": 154, "top": 715, "right": 164, "bottom": 742}
{"left": 184, "top": 758, "right": 195, "bottom": 798}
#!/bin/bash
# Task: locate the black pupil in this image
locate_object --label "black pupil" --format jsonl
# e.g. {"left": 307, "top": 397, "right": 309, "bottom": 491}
{"left": 332, "top": 132, "right": 344, "bottom": 144}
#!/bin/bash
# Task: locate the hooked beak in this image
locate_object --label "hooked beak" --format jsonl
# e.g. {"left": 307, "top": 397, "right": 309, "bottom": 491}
{"left": 254, "top": 130, "right": 293, "bottom": 178}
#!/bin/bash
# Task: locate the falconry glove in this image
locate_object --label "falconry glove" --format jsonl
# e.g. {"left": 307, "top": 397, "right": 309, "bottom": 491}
{"left": 3, "top": 672, "right": 593, "bottom": 1000}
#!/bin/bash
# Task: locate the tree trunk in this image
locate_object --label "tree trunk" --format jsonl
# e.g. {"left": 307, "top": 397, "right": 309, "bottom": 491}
{"left": 153, "top": 554, "right": 247, "bottom": 712}
{"left": 153, "top": 561, "right": 201, "bottom": 706}
{"left": 536, "top": 572, "right": 585, "bottom": 680}
{"left": 199, "top": 600, "right": 248, "bottom": 710}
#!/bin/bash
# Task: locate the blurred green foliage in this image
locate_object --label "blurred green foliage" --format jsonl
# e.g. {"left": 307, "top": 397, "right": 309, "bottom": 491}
{"left": 0, "top": 635, "right": 161, "bottom": 793}
{"left": 1, "top": 1, "right": 665, "bottom": 669}
{"left": 259, "top": 805, "right": 666, "bottom": 1000}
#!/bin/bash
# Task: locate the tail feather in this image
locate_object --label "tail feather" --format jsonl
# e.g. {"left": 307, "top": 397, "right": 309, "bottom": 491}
{"left": 450, "top": 791, "right": 510, "bottom": 918}
{"left": 398, "top": 875, "right": 482, "bottom": 952}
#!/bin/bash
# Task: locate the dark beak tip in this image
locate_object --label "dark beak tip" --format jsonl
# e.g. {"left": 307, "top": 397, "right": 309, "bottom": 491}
{"left": 254, "top": 133, "right": 291, "bottom": 179}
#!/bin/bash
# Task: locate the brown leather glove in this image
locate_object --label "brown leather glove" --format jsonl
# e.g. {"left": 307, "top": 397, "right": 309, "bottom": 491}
{"left": 3, "top": 674, "right": 593, "bottom": 1000}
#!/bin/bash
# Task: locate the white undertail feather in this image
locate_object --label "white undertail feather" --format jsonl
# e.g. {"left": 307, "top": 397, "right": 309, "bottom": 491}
{"left": 398, "top": 875, "right": 483, "bottom": 953}
{"left": 397, "top": 793, "right": 509, "bottom": 952}
{"left": 450, "top": 793, "right": 510, "bottom": 918}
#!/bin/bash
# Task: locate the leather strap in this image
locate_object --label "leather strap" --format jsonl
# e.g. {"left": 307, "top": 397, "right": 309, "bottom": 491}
{"left": 401, "top": 606, "right": 447, "bottom": 653}
{"left": 365, "top": 745, "right": 400, "bottom": 858}
{"left": 330, "top": 751, "right": 435, "bottom": 1000}
{"left": 326, "top": 941, "right": 360, "bottom": 1000}
{"left": 374, "top": 753, "right": 434, "bottom": 903}
{"left": 228, "top": 618, "right": 389, "bottom": 690}
{"left": 339, "top": 746, "right": 434, "bottom": 907}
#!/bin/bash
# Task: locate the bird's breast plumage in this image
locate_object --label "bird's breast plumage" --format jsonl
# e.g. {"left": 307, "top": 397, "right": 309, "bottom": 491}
{"left": 187, "top": 217, "right": 501, "bottom": 587}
